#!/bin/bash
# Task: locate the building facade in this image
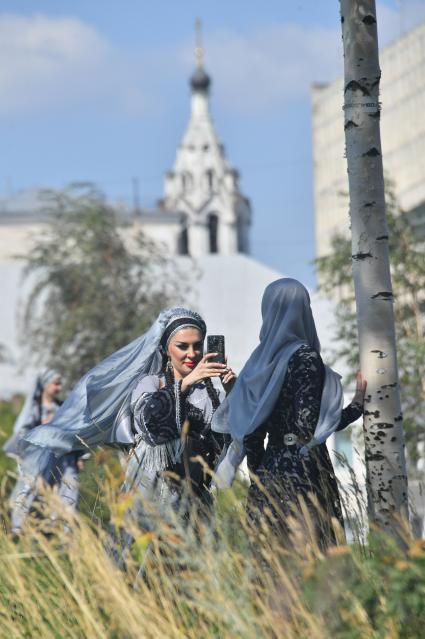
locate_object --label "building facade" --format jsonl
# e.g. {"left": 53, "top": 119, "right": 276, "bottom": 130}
{"left": 312, "top": 20, "right": 425, "bottom": 258}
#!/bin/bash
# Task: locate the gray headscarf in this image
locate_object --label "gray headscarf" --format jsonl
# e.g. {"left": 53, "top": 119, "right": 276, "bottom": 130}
{"left": 212, "top": 278, "right": 344, "bottom": 485}
{"left": 3, "top": 368, "right": 60, "bottom": 459}
{"left": 20, "top": 308, "right": 206, "bottom": 477}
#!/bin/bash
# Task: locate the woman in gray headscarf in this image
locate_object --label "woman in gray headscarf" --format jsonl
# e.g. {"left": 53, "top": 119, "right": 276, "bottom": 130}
{"left": 4, "top": 369, "right": 83, "bottom": 533}
{"left": 212, "top": 278, "right": 366, "bottom": 548}
{"left": 21, "top": 308, "right": 235, "bottom": 528}
{"left": 4, "top": 369, "right": 63, "bottom": 460}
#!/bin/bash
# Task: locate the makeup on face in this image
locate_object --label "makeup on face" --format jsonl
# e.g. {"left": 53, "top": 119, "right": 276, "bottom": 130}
{"left": 167, "top": 327, "right": 204, "bottom": 378}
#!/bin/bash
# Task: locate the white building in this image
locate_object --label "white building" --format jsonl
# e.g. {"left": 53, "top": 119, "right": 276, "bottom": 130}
{"left": 312, "top": 19, "right": 425, "bottom": 258}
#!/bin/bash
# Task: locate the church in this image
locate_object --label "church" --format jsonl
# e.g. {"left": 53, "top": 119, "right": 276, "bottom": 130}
{"left": 135, "top": 40, "right": 251, "bottom": 260}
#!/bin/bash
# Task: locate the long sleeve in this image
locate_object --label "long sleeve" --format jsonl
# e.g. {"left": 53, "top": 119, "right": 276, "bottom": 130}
{"left": 291, "top": 351, "right": 363, "bottom": 438}
{"left": 244, "top": 423, "right": 267, "bottom": 475}
{"left": 131, "top": 375, "right": 184, "bottom": 446}
{"left": 336, "top": 401, "right": 363, "bottom": 432}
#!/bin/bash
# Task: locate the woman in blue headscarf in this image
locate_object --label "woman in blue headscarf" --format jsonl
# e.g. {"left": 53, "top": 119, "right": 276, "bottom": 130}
{"left": 21, "top": 308, "right": 235, "bottom": 527}
{"left": 213, "top": 278, "right": 366, "bottom": 548}
{"left": 4, "top": 369, "right": 83, "bottom": 533}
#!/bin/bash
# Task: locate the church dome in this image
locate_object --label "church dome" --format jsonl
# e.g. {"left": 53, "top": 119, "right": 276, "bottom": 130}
{"left": 190, "top": 67, "right": 211, "bottom": 92}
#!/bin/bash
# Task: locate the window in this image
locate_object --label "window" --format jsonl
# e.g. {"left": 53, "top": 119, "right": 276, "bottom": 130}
{"left": 177, "top": 215, "right": 189, "bottom": 255}
{"left": 237, "top": 215, "right": 245, "bottom": 252}
{"left": 208, "top": 213, "right": 219, "bottom": 254}
{"left": 181, "top": 172, "right": 193, "bottom": 192}
{"left": 205, "top": 169, "right": 214, "bottom": 192}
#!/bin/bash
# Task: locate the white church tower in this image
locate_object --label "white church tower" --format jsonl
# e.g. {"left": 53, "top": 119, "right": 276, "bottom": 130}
{"left": 162, "top": 22, "right": 251, "bottom": 257}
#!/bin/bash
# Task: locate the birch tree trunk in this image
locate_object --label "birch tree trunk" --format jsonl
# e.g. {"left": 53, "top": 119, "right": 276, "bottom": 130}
{"left": 340, "top": 0, "right": 409, "bottom": 538}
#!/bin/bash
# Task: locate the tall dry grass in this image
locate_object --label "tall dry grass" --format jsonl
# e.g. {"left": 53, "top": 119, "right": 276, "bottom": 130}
{"left": 0, "top": 463, "right": 423, "bottom": 639}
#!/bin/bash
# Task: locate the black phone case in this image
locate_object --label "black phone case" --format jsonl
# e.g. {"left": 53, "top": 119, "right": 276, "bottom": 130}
{"left": 207, "top": 335, "right": 225, "bottom": 364}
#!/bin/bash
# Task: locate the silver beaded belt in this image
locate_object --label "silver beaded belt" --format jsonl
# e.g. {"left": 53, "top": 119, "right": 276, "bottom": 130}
{"left": 283, "top": 433, "right": 298, "bottom": 446}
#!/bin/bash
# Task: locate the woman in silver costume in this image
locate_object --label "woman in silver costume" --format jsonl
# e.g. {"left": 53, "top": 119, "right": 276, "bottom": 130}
{"left": 21, "top": 308, "right": 235, "bottom": 528}
{"left": 4, "top": 369, "right": 83, "bottom": 533}
{"left": 123, "top": 309, "right": 236, "bottom": 527}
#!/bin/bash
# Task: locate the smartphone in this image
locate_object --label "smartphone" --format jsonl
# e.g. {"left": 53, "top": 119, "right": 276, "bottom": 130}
{"left": 207, "top": 335, "right": 226, "bottom": 364}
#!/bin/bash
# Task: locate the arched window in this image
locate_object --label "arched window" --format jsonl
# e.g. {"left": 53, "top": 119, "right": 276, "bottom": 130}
{"left": 237, "top": 215, "right": 245, "bottom": 252}
{"left": 177, "top": 214, "right": 190, "bottom": 255}
{"left": 208, "top": 213, "right": 219, "bottom": 254}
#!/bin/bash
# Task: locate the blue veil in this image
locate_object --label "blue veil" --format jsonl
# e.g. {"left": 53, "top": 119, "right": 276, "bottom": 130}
{"left": 20, "top": 307, "right": 205, "bottom": 477}
{"left": 212, "top": 279, "right": 344, "bottom": 488}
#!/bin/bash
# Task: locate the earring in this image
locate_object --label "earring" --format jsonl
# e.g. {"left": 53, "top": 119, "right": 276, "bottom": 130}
{"left": 166, "top": 357, "right": 173, "bottom": 373}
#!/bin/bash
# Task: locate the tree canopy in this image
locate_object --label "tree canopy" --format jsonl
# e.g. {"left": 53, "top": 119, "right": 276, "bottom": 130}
{"left": 315, "top": 185, "right": 425, "bottom": 473}
{"left": 20, "top": 184, "right": 193, "bottom": 387}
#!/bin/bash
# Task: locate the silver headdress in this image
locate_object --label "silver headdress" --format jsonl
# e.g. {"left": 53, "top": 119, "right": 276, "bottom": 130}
{"left": 161, "top": 310, "right": 206, "bottom": 347}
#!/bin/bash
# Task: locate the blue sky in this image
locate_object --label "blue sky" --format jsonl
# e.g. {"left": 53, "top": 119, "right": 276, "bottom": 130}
{"left": 1, "top": 0, "right": 424, "bottom": 286}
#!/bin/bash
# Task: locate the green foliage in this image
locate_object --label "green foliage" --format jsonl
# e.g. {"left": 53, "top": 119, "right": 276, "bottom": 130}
{"left": 214, "top": 478, "right": 251, "bottom": 553}
{"left": 20, "top": 183, "right": 193, "bottom": 387}
{"left": 304, "top": 535, "right": 425, "bottom": 639}
{"left": 77, "top": 449, "right": 124, "bottom": 525}
{"left": 1, "top": 486, "right": 424, "bottom": 638}
{"left": 315, "top": 186, "right": 425, "bottom": 470}
{"left": 0, "top": 397, "right": 22, "bottom": 493}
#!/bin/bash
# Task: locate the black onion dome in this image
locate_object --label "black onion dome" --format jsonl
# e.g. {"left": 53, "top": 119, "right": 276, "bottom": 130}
{"left": 190, "top": 67, "right": 211, "bottom": 92}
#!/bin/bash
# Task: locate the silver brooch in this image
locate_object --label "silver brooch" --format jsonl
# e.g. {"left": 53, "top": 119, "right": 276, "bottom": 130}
{"left": 283, "top": 433, "right": 298, "bottom": 446}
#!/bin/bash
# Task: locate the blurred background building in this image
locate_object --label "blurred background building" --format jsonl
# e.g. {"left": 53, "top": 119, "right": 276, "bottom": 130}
{"left": 312, "top": 19, "right": 425, "bottom": 259}
{"left": 144, "top": 44, "right": 251, "bottom": 258}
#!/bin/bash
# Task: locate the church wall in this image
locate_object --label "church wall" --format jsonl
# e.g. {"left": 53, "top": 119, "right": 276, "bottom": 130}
{"left": 128, "top": 220, "right": 181, "bottom": 256}
{"left": 187, "top": 223, "right": 210, "bottom": 257}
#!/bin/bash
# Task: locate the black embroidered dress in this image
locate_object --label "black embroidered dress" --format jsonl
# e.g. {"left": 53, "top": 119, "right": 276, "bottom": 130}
{"left": 245, "top": 345, "right": 362, "bottom": 545}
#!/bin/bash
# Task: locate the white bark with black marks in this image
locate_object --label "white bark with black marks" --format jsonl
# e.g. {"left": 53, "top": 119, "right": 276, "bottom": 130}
{"left": 340, "top": 0, "right": 409, "bottom": 538}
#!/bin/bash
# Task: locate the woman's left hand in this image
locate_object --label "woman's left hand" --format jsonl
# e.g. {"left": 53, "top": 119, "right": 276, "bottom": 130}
{"left": 221, "top": 358, "right": 236, "bottom": 394}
